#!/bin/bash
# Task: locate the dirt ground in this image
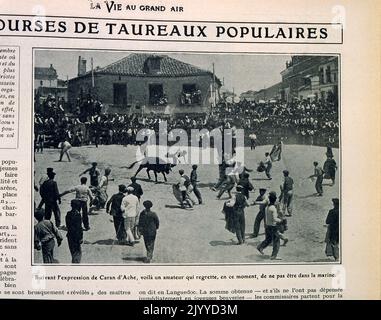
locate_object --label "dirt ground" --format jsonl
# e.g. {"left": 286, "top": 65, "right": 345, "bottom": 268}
{"left": 33, "top": 143, "right": 339, "bottom": 264}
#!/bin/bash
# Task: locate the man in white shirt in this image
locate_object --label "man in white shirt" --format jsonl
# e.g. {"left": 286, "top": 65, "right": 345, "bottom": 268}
{"left": 264, "top": 152, "right": 272, "bottom": 180}
{"left": 249, "top": 133, "right": 257, "bottom": 150}
{"left": 120, "top": 186, "right": 139, "bottom": 245}
{"left": 60, "top": 177, "right": 93, "bottom": 231}
{"left": 178, "top": 169, "right": 192, "bottom": 209}
{"left": 97, "top": 168, "right": 114, "bottom": 209}
{"left": 257, "top": 192, "right": 282, "bottom": 260}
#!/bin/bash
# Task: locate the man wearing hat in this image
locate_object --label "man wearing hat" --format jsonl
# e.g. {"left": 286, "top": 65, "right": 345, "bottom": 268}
{"left": 225, "top": 185, "right": 250, "bottom": 245}
{"left": 80, "top": 162, "right": 100, "bottom": 187}
{"left": 37, "top": 167, "right": 54, "bottom": 210}
{"left": 106, "top": 184, "right": 127, "bottom": 244}
{"left": 120, "top": 186, "right": 139, "bottom": 245}
{"left": 281, "top": 170, "right": 294, "bottom": 216}
{"left": 39, "top": 167, "right": 54, "bottom": 187}
{"left": 39, "top": 169, "right": 61, "bottom": 228}
{"left": 65, "top": 199, "right": 84, "bottom": 263}
{"left": 138, "top": 200, "right": 160, "bottom": 263}
{"left": 325, "top": 198, "right": 340, "bottom": 260}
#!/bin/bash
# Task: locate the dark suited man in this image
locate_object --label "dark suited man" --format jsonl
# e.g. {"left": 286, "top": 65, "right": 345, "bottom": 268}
{"left": 40, "top": 170, "right": 61, "bottom": 228}
{"left": 65, "top": 199, "right": 83, "bottom": 263}
{"left": 190, "top": 165, "right": 202, "bottom": 204}
{"left": 106, "top": 184, "right": 127, "bottom": 244}
{"left": 138, "top": 200, "right": 160, "bottom": 263}
{"left": 238, "top": 172, "right": 254, "bottom": 199}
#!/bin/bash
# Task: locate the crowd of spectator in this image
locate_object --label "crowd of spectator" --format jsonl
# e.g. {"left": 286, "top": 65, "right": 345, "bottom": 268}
{"left": 34, "top": 93, "right": 339, "bottom": 149}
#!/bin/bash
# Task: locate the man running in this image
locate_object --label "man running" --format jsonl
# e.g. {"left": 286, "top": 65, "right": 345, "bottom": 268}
{"left": 190, "top": 165, "right": 202, "bottom": 205}
{"left": 60, "top": 177, "right": 93, "bottom": 231}
{"left": 80, "top": 162, "right": 100, "bottom": 188}
{"left": 309, "top": 161, "right": 324, "bottom": 196}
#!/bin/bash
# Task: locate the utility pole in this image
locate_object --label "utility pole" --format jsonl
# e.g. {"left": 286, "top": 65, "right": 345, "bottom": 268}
{"left": 212, "top": 63, "right": 216, "bottom": 107}
{"left": 91, "top": 57, "right": 95, "bottom": 88}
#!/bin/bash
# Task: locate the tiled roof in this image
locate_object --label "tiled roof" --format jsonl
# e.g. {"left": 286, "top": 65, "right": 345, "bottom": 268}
{"left": 35, "top": 66, "right": 58, "bottom": 80}
{"left": 96, "top": 53, "right": 212, "bottom": 77}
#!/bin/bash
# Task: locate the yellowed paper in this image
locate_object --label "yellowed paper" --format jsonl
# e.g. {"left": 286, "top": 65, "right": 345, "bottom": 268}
{"left": 0, "top": 0, "right": 380, "bottom": 300}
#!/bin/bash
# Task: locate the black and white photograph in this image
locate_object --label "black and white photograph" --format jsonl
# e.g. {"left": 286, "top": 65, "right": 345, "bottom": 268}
{"left": 33, "top": 49, "right": 340, "bottom": 265}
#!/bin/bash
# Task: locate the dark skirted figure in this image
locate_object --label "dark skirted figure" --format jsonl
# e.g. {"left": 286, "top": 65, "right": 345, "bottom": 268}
{"left": 39, "top": 170, "right": 61, "bottom": 227}
{"left": 326, "top": 143, "right": 333, "bottom": 158}
{"left": 65, "top": 199, "right": 84, "bottom": 263}
{"left": 138, "top": 200, "right": 160, "bottom": 263}
{"left": 310, "top": 161, "right": 324, "bottom": 196}
{"left": 325, "top": 198, "right": 340, "bottom": 260}
{"left": 257, "top": 192, "right": 282, "bottom": 260}
{"left": 225, "top": 185, "right": 250, "bottom": 245}
{"left": 190, "top": 164, "right": 202, "bottom": 204}
{"left": 106, "top": 184, "right": 127, "bottom": 243}
{"left": 270, "top": 138, "right": 283, "bottom": 162}
{"left": 34, "top": 209, "right": 63, "bottom": 263}
{"left": 323, "top": 156, "right": 337, "bottom": 186}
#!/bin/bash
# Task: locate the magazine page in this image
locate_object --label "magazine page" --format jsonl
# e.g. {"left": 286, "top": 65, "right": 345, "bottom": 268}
{"left": 0, "top": 0, "right": 380, "bottom": 302}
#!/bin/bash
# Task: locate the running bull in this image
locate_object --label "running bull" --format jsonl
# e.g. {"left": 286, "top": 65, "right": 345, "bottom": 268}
{"left": 124, "top": 157, "right": 176, "bottom": 182}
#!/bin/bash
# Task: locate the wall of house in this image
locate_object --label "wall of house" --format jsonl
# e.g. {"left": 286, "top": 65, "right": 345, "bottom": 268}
{"left": 34, "top": 78, "right": 58, "bottom": 89}
{"left": 68, "top": 73, "right": 214, "bottom": 114}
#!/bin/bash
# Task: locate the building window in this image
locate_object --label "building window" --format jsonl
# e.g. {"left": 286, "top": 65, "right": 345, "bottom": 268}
{"left": 181, "top": 84, "right": 201, "bottom": 105}
{"left": 113, "top": 83, "right": 127, "bottom": 105}
{"left": 149, "top": 84, "right": 167, "bottom": 106}
{"left": 304, "top": 77, "right": 311, "bottom": 88}
{"left": 326, "top": 66, "right": 332, "bottom": 83}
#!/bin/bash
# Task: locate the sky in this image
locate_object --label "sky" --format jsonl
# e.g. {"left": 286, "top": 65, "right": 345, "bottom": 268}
{"left": 35, "top": 50, "right": 291, "bottom": 94}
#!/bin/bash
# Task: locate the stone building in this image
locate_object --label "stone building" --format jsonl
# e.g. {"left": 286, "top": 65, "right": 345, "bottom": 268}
{"left": 34, "top": 64, "right": 68, "bottom": 101}
{"left": 67, "top": 53, "right": 221, "bottom": 115}
{"left": 280, "top": 56, "right": 339, "bottom": 102}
